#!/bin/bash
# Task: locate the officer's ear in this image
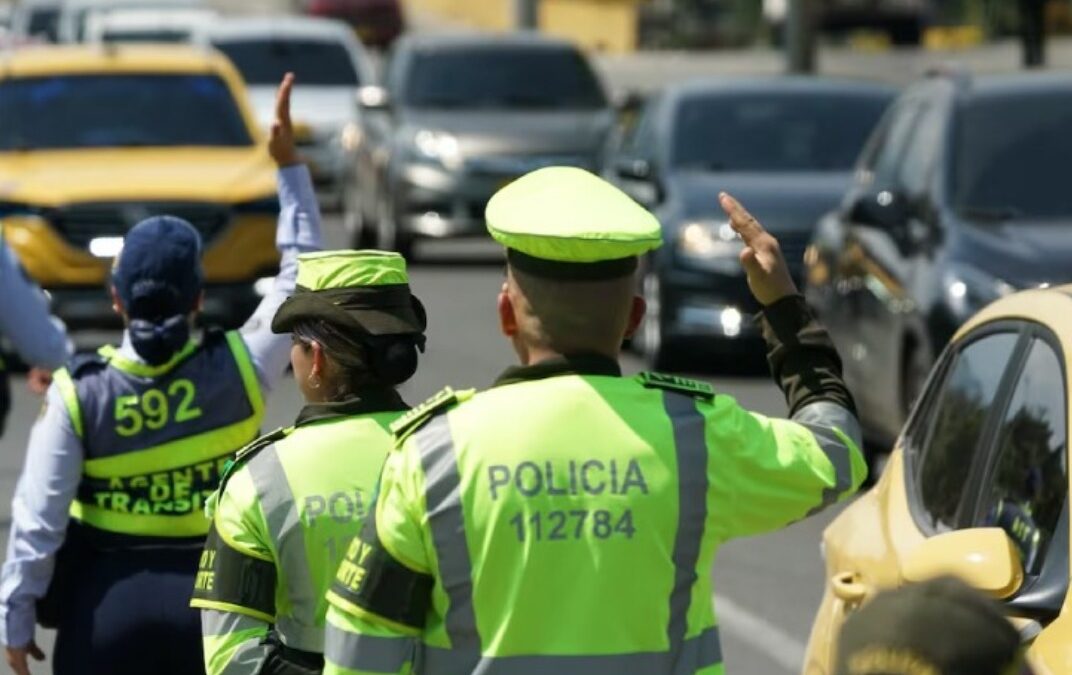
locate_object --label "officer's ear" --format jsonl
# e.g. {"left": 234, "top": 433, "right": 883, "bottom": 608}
{"left": 109, "top": 285, "right": 125, "bottom": 318}
{"left": 622, "top": 295, "right": 646, "bottom": 339}
{"left": 498, "top": 282, "right": 518, "bottom": 338}
{"left": 193, "top": 290, "right": 205, "bottom": 314}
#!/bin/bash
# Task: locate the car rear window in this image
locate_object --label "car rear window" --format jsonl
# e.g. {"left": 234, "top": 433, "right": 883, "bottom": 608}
{"left": 953, "top": 90, "right": 1072, "bottom": 220}
{"left": 0, "top": 74, "right": 252, "bottom": 150}
{"left": 213, "top": 38, "right": 360, "bottom": 86}
{"left": 671, "top": 91, "right": 890, "bottom": 172}
{"left": 403, "top": 46, "right": 606, "bottom": 110}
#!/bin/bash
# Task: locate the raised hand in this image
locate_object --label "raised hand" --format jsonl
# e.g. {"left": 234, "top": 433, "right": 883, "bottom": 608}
{"left": 268, "top": 72, "right": 300, "bottom": 167}
{"left": 719, "top": 191, "right": 798, "bottom": 306}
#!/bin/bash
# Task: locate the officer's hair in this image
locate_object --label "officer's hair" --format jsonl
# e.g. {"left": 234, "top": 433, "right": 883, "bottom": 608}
{"left": 291, "top": 320, "right": 420, "bottom": 396}
{"left": 507, "top": 266, "right": 637, "bottom": 355}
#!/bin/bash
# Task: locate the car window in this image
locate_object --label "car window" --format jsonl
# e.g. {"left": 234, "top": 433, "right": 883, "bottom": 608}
{"left": 864, "top": 98, "right": 920, "bottom": 186}
{"left": 670, "top": 91, "right": 889, "bottom": 172}
{"left": 27, "top": 7, "right": 60, "bottom": 41}
{"left": 403, "top": 47, "right": 606, "bottom": 111}
{"left": 953, "top": 91, "right": 1072, "bottom": 220}
{"left": 915, "top": 332, "right": 1019, "bottom": 531}
{"left": 977, "top": 338, "right": 1067, "bottom": 574}
{"left": 896, "top": 102, "right": 944, "bottom": 197}
{"left": 0, "top": 74, "right": 252, "bottom": 150}
{"left": 621, "top": 98, "right": 659, "bottom": 159}
{"left": 214, "top": 38, "right": 360, "bottom": 86}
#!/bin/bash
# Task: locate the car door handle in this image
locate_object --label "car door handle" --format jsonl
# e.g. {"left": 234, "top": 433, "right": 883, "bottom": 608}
{"left": 831, "top": 572, "right": 869, "bottom": 603}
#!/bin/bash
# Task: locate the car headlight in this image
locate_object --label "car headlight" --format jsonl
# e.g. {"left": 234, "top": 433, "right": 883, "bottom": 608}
{"left": 676, "top": 220, "right": 744, "bottom": 273}
{"left": 943, "top": 262, "right": 1015, "bottom": 318}
{"left": 412, "top": 129, "right": 463, "bottom": 170}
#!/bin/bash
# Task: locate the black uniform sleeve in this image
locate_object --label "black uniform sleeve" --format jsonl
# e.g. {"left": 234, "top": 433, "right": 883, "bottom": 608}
{"left": 758, "top": 294, "right": 857, "bottom": 417}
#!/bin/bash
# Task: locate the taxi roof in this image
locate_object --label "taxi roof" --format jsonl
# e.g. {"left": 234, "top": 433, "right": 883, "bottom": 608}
{"left": 957, "top": 284, "right": 1072, "bottom": 343}
{"left": 0, "top": 44, "right": 226, "bottom": 78}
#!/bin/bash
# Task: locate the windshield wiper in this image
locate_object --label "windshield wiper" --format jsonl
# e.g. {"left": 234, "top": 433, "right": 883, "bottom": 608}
{"left": 958, "top": 206, "right": 1023, "bottom": 222}
{"left": 678, "top": 161, "right": 728, "bottom": 172}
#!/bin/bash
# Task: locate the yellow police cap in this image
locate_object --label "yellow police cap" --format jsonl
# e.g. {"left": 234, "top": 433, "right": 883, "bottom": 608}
{"left": 486, "top": 167, "right": 662, "bottom": 266}
{"left": 272, "top": 250, "right": 426, "bottom": 336}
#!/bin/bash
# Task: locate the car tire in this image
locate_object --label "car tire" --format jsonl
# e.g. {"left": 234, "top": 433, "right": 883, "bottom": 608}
{"left": 637, "top": 269, "right": 680, "bottom": 371}
{"left": 375, "top": 196, "right": 414, "bottom": 260}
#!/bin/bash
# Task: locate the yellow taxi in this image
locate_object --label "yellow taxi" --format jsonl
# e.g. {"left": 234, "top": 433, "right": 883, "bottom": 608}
{"left": 804, "top": 286, "right": 1072, "bottom": 674}
{"left": 0, "top": 45, "right": 279, "bottom": 328}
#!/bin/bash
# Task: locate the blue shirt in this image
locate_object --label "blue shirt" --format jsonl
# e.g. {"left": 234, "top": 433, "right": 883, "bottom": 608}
{"left": 0, "top": 164, "right": 323, "bottom": 648}
{"left": 0, "top": 228, "right": 70, "bottom": 371}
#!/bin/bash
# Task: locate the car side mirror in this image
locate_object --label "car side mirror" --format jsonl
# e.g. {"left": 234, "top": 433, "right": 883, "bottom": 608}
{"left": 614, "top": 158, "right": 662, "bottom": 207}
{"left": 848, "top": 189, "right": 909, "bottom": 231}
{"left": 357, "top": 85, "right": 390, "bottom": 112}
{"left": 903, "top": 528, "right": 1024, "bottom": 599}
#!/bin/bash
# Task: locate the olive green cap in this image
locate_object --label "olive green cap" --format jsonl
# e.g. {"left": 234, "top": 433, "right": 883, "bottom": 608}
{"left": 485, "top": 167, "right": 662, "bottom": 275}
{"left": 272, "top": 250, "right": 426, "bottom": 336}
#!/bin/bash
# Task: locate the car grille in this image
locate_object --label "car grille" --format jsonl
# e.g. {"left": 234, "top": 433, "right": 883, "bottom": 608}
{"left": 48, "top": 203, "right": 232, "bottom": 249}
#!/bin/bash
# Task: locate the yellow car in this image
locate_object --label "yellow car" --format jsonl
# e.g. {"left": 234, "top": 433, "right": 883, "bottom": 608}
{"left": 804, "top": 286, "right": 1072, "bottom": 674}
{"left": 0, "top": 45, "right": 279, "bottom": 327}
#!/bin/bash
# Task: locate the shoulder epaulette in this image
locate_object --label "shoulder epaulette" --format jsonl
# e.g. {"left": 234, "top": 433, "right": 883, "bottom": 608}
{"left": 390, "top": 387, "right": 474, "bottom": 445}
{"left": 65, "top": 352, "right": 108, "bottom": 379}
{"left": 218, "top": 426, "right": 291, "bottom": 495}
{"left": 637, "top": 372, "right": 715, "bottom": 401}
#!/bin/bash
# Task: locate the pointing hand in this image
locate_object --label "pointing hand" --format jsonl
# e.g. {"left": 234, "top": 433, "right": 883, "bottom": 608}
{"left": 719, "top": 192, "right": 798, "bottom": 306}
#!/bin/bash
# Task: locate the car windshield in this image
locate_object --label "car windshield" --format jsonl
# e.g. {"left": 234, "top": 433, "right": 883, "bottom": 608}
{"left": 214, "top": 39, "right": 360, "bottom": 86}
{"left": 953, "top": 91, "right": 1072, "bottom": 221}
{"left": 671, "top": 92, "right": 890, "bottom": 172}
{"left": 404, "top": 46, "right": 606, "bottom": 110}
{"left": 0, "top": 74, "right": 252, "bottom": 150}
{"left": 103, "top": 29, "right": 193, "bottom": 42}
{"left": 28, "top": 7, "right": 60, "bottom": 40}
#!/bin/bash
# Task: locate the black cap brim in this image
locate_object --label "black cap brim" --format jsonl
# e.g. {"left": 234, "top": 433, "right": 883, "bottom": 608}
{"left": 271, "top": 288, "right": 427, "bottom": 337}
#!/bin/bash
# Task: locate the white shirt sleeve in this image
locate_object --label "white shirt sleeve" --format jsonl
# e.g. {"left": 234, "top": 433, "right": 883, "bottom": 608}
{"left": 0, "top": 384, "right": 83, "bottom": 647}
{"left": 0, "top": 240, "right": 71, "bottom": 370}
{"left": 240, "top": 165, "right": 323, "bottom": 395}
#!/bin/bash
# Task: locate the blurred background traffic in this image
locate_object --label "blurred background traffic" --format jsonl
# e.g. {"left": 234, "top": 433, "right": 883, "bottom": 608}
{"left": 1, "top": 0, "right": 1072, "bottom": 672}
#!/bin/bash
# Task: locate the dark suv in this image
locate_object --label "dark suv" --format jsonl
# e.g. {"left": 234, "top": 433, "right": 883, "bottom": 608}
{"left": 805, "top": 71, "right": 1072, "bottom": 448}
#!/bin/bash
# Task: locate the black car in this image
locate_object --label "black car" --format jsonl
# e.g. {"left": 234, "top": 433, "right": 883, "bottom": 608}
{"left": 352, "top": 33, "right": 613, "bottom": 258}
{"left": 805, "top": 71, "right": 1072, "bottom": 448}
{"left": 606, "top": 78, "right": 893, "bottom": 369}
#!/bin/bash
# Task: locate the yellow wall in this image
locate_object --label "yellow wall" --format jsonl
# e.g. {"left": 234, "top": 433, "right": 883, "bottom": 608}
{"left": 402, "top": 0, "right": 642, "bottom": 53}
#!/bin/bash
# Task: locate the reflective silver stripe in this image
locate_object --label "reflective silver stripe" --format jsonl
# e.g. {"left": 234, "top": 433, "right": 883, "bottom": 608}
{"left": 201, "top": 608, "right": 265, "bottom": 637}
{"left": 663, "top": 392, "right": 710, "bottom": 664}
{"left": 418, "top": 626, "right": 722, "bottom": 675}
{"left": 792, "top": 401, "right": 861, "bottom": 516}
{"left": 246, "top": 445, "right": 322, "bottom": 652}
{"left": 200, "top": 609, "right": 272, "bottom": 675}
{"left": 325, "top": 624, "right": 414, "bottom": 672}
{"left": 415, "top": 415, "right": 480, "bottom": 654}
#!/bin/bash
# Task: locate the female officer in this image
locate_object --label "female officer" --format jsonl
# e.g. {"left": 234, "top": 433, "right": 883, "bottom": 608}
{"left": 0, "top": 73, "right": 322, "bottom": 675}
{"left": 190, "top": 249, "right": 427, "bottom": 675}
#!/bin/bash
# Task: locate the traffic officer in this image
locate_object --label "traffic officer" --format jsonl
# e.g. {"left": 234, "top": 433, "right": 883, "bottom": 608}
{"left": 190, "top": 250, "right": 428, "bottom": 675}
{"left": 0, "top": 74, "right": 322, "bottom": 675}
{"left": 323, "top": 167, "right": 866, "bottom": 674}
{"left": 0, "top": 222, "right": 72, "bottom": 428}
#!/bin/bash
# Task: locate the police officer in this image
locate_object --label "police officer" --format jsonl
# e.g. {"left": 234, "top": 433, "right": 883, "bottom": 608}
{"left": 0, "top": 74, "right": 322, "bottom": 675}
{"left": 190, "top": 250, "right": 428, "bottom": 675}
{"left": 323, "top": 167, "right": 867, "bottom": 674}
{"left": 0, "top": 222, "right": 72, "bottom": 428}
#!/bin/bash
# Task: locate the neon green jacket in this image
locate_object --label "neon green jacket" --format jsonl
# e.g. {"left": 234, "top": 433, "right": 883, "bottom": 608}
{"left": 191, "top": 392, "right": 408, "bottom": 675}
{"left": 323, "top": 353, "right": 865, "bottom": 675}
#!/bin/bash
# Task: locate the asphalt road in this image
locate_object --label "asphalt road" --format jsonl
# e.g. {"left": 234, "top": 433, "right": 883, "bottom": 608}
{"left": 0, "top": 218, "right": 841, "bottom": 674}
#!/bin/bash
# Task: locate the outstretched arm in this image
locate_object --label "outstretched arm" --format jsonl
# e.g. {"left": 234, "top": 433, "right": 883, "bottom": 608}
{"left": 240, "top": 73, "right": 323, "bottom": 395}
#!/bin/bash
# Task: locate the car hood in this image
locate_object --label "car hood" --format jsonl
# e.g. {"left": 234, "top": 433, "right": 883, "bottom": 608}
{"left": 399, "top": 109, "right": 612, "bottom": 157}
{"left": 954, "top": 217, "right": 1072, "bottom": 288}
{"left": 247, "top": 86, "right": 356, "bottom": 130}
{"left": 668, "top": 170, "right": 852, "bottom": 233}
{"left": 0, "top": 147, "right": 277, "bottom": 205}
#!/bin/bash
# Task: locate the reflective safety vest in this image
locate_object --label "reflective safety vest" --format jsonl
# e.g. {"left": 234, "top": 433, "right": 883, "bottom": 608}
{"left": 324, "top": 361, "right": 866, "bottom": 675}
{"left": 190, "top": 393, "right": 407, "bottom": 675}
{"left": 54, "top": 329, "right": 264, "bottom": 540}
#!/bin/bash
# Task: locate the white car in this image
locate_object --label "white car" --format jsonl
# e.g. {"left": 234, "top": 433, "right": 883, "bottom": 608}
{"left": 57, "top": 0, "right": 204, "bottom": 43}
{"left": 84, "top": 6, "right": 217, "bottom": 43}
{"left": 196, "top": 16, "right": 374, "bottom": 214}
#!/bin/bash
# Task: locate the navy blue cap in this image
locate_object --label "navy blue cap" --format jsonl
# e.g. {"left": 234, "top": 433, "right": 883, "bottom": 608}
{"left": 112, "top": 216, "right": 204, "bottom": 320}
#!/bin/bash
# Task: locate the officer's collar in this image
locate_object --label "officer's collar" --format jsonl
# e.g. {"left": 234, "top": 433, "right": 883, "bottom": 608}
{"left": 296, "top": 388, "right": 409, "bottom": 426}
{"left": 494, "top": 353, "right": 622, "bottom": 387}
